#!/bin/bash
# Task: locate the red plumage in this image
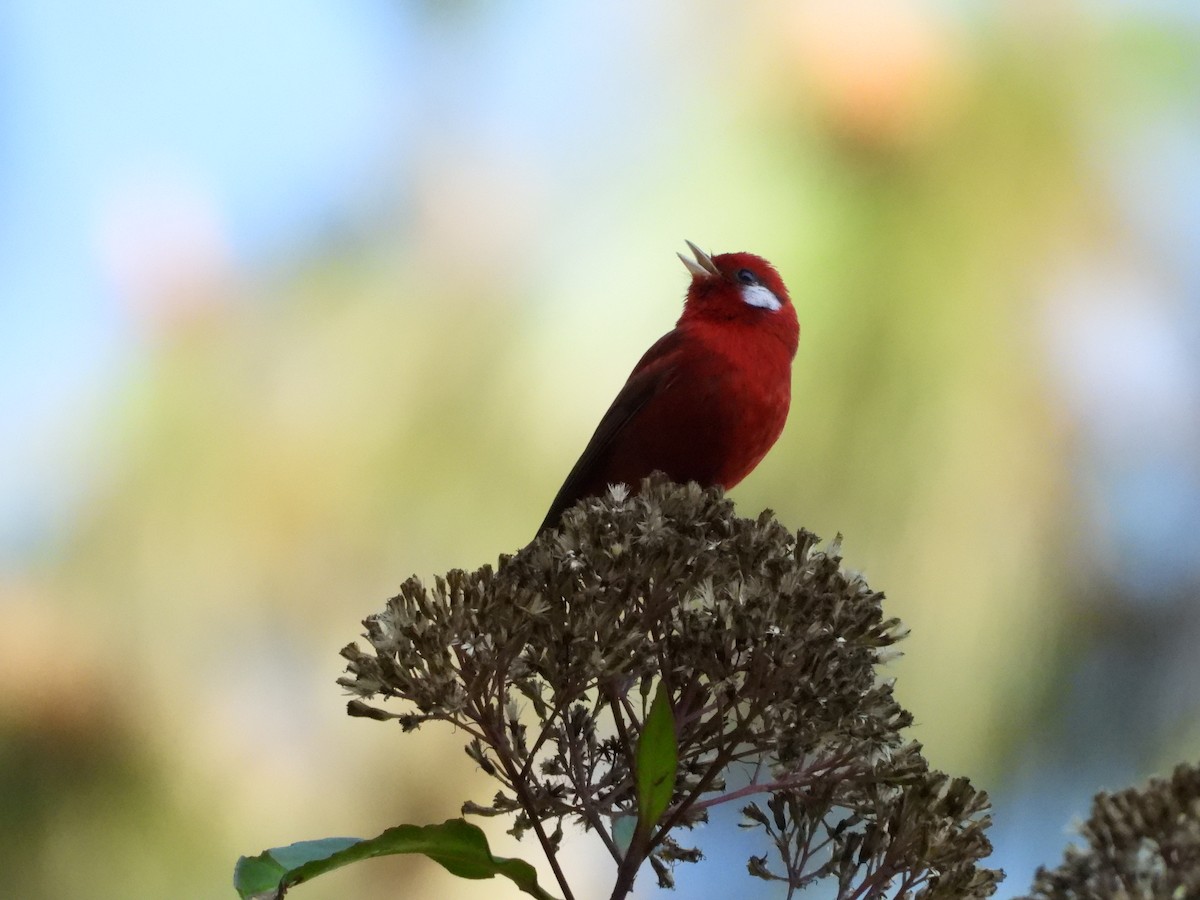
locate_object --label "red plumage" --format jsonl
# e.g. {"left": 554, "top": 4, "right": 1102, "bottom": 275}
{"left": 538, "top": 242, "right": 799, "bottom": 535}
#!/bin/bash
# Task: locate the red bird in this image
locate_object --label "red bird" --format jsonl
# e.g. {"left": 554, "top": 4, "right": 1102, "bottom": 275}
{"left": 538, "top": 241, "right": 799, "bottom": 535}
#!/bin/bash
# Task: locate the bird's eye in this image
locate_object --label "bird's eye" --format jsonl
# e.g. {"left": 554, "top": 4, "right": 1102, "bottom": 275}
{"left": 736, "top": 268, "right": 759, "bottom": 286}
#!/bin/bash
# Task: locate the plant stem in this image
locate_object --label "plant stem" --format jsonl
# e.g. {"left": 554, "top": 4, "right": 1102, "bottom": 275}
{"left": 567, "top": 717, "right": 620, "bottom": 862}
{"left": 607, "top": 826, "right": 647, "bottom": 900}
{"left": 491, "top": 721, "right": 577, "bottom": 900}
{"left": 461, "top": 670, "right": 578, "bottom": 900}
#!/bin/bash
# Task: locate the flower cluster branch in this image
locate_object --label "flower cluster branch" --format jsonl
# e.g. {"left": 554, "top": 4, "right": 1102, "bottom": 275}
{"left": 1020, "top": 761, "right": 1200, "bottom": 899}
{"left": 339, "top": 477, "right": 1000, "bottom": 899}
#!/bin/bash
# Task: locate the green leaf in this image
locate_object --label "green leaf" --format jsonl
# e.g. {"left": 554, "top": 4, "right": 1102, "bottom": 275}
{"left": 233, "top": 819, "right": 559, "bottom": 900}
{"left": 635, "top": 682, "right": 678, "bottom": 837}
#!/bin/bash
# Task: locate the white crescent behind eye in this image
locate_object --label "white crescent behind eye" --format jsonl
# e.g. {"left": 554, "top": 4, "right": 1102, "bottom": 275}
{"left": 740, "top": 283, "right": 782, "bottom": 311}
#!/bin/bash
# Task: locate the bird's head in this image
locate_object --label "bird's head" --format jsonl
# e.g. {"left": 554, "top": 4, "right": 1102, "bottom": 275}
{"left": 676, "top": 241, "right": 799, "bottom": 352}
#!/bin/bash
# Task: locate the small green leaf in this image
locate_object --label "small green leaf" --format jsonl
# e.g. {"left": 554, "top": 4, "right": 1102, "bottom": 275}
{"left": 635, "top": 682, "right": 678, "bottom": 837}
{"left": 233, "top": 819, "right": 559, "bottom": 900}
{"left": 233, "top": 837, "right": 360, "bottom": 897}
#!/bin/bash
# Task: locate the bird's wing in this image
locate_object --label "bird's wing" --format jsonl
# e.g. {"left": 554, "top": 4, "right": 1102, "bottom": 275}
{"left": 537, "top": 330, "right": 684, "bottom": 535}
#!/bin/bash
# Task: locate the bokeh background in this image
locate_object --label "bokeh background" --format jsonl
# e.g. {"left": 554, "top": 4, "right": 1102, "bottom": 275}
{"left": 2, "top": 1, "right": 1198, "bottom": 898}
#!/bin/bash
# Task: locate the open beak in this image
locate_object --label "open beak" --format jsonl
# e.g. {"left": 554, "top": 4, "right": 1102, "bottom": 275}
{"left": 677, "top": 240, "right": 720, "bottom": 278}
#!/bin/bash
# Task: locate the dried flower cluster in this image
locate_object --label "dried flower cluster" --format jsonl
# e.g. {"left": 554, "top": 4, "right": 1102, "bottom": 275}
{"left": 339, "top": 477, "right": 1000, "bottom": 899}
{"left": 1021, "top": 761, "right": 1200, "bottom": 899}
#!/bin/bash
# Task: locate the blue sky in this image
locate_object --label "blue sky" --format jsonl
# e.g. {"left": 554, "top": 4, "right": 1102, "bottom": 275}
{"left": 0, "top": 0, "right": 415, "bottom": 557}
